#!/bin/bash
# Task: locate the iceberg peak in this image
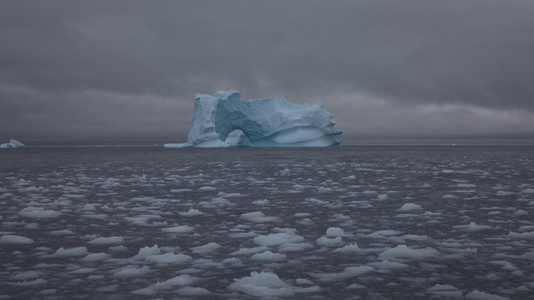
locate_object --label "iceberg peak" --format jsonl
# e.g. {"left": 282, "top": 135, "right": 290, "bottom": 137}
{"left": 165, "top": 91, "right": 342, "bottom": 148}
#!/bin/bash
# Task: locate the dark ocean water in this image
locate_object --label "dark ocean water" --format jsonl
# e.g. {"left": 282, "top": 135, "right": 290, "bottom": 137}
{"left": 1, "top": 146, "right": 533, "bottom": 299}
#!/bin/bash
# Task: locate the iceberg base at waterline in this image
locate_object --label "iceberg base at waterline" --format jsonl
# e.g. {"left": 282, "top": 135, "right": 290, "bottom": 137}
{"left": 165, "top": 91, "right": 342, "bottom": 148}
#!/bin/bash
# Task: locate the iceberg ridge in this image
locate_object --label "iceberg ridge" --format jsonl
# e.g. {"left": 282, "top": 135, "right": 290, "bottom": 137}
{"left": 165, "top": 91, "right": 342, "bottom": 148}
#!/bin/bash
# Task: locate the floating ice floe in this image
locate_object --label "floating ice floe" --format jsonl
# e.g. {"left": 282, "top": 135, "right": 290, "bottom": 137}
{"left": 88, "top": 236, "right": 124, "bottom": 245}
{"left": 145, "top": 252, "right": 193, "bottom": 264}
{"left": 0, "top": 235, "right": 34, "bottom": 244}
{"left": 240, "top": 211, "right": 280, "bottom": 223}
{"left": 228, "top": 271, "right": 295, "bottom": 297}
{"left": 161, "top": 225, "right": 194, "bottom": 233}
{"left": 379, "top": 244, "right": 439, "bottom": 260}
{"left": 19, "top": 206, "right": 62, "bottom": 219}
{"left": 398, "top": 203, "right": 423, "bottom": 212}
{"left": 453, "top": 222, "right": 493, "bottom": 232}
{"left": 465, "top": 289, "right": 510, "bottom": 300}
{"left": 191, "top": 242, "right": 221, "bottom": 254}
{"left": 426, "top": 284, "right": 463, "bottom": 298}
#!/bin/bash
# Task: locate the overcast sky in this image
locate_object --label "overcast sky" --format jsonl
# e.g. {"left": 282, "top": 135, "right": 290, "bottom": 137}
{"left": 1, "top": 0, "right": 534, "bottom": 145}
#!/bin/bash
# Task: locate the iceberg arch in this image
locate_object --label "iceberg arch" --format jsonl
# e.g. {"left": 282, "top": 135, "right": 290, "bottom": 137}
{"left": 164, "top": 91, "right": 342, "bottom": 148}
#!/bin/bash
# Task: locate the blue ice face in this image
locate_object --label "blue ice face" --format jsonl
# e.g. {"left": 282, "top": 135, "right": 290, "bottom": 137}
{"left": 173, "top": 91, "right": 342, "bottom": 148}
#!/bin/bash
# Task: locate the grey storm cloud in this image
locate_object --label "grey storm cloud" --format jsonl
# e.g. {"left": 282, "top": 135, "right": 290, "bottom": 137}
{"left": 1, "top": 0, "right": 534, "bottom": 143}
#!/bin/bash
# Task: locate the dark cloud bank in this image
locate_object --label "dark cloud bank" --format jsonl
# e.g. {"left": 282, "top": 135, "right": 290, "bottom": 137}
{"left": 1, "top": 1, "right": 533, "bottom": 145}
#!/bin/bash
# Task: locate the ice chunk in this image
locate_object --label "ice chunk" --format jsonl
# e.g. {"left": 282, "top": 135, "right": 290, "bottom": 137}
{"left": 254, "top": 232, "right": 305, "bottom": 247}
{"left": 162, "top": 225, "right": 194, "bottom": 233}
{"left": 240, "top": 211, "right": 280, "bottom": 223}
{"left": 113, "top": 265, "right": 150, "bottom": 278}
{"left": 53, "top": 246, "right": 88, "bottom": 257}
{"left": 19, "top": 206, "right": 62, "bottom": 219}
{"left": 81, "top": 253, "right": 111, "bottom": 262}
{"left": 398, "top": 203, "right": 423, "bottom": 212}
{"left": 453, "top": 222, "right": 493, "bottom": 232}
{"left": 379, "top": 244, "right": 439, "bottom": 260}
{"left": 0, "top": 139, "right": 25, "bottom": 148}
{"left": 311, "top": 266, "right": 374, "bottom": 282}
{"left": 316, "top": 236, "right": 343, "bottom": 247}
{"left": 333, "top": 243, "right": 362, "bottom": 253}
{"left": 177, "top": 287, "right": 211, "bottom": 296}
{"left": 250, "top": 251, "right": 287, "bottom": 261}
{"left": 326, "top": 227, "right": 348, "bottom": 237}
{"left": 88, "top": 236, "right": 124, "bottom": 245}
{"left": 465, "top": 290, "right": 510, "bottom": 300}
{"left": 508, "top": 231, "right": 534, "bottom": 239}
{"left": 228, "top": 271, "right": 295, "bottom": 297}
{"left": 163, "top": 274, "right": 198, "bottom": 286}
{"left": 0, "top": 234, "right": 34, "bottom": 244}
{"left": 165, "top": 91, "right": 342, "bottom": 147}
{"left": 145, "top": 252, "right": 193, "bottom": 264}
{"left": 179, "top": 209, "right": 205, "bottom": 216}
{"left": 136, "top": 244, "right": 161, "bottom": 258}
{"left": 426, "top": 284, "right": 463, "bottom": 298}
{"left": 192, "top": 242, "right": 221, "bottom": 254}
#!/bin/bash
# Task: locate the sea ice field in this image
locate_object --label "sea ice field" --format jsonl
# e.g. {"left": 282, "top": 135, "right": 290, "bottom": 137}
{"left": 1, "top": 146, "right": 533, "bottom": 299}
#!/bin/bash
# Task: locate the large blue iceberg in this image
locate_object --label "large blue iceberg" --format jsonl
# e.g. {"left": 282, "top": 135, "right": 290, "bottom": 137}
{"left": 165, "top": 91, "right": 342, "bottom": 148}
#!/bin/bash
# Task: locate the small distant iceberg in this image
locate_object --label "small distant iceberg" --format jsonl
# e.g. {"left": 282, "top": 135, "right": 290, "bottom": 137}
{"left": 165, "top": 91, "right": 343, "bottom": 148}
{"left": 0, "top": 139, "right": 25, "bottom": 148}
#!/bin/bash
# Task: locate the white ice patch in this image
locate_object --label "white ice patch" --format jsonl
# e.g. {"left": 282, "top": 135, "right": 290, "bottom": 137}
{"left": 426, "top": 284, "right": 463, "bottom": 298}
{"left": 311, "top": 266, "right": 374, "bottom": 282}
{"left": 377, "top": 194, "right": 388, "bottom": 200}
{"left": 465, "top": 290, "right": 510, "bottom": 300}
{"left": 252, "top": 199, "right": 270, "bottom": 206}
{"left": 10, "top": 271, "right": 41, "bottom": 281}
{"left": 145, "top": 253, "right": 193, "bottom": 264}
{"left": 367, "top": 260, "right": 409, "bottom": 271}
{"left": 53, "top": 246, "right": 88, "bottom": 257}
{"left": 254, "top": 231, "right": 305, "bottom": 247}
{"left": 88, "top": 236, "right": 124, "bottom": 245}
{"left": 19, "top": 206, "right": 62, "bottom": 219}
{"left": 192, "top": 242, "right": 221, "bottom": 254}
{"left": 453, "top": 222, "right": 493, "bottom": 232}
{"left": 81, "top": 253, "right": 111, "bottom": 262}
{"left": 240, "top": 211, "right": 280, "bottom": 223}
{"left": 113, "top": 265, "right": 150, "bottom": 278}
{"left": 278, "top": 242, "right": 313, "bottom": 252}
{"left": 198, "top": 186, "right": 216, "bottom": 191}
{"left": 326, "top": 227, "right": 348, "bottom": 237}
{"left": 210, "top": 197, "right": 232, "bottom": 206}
{"left": 250, "top": 251, "right": 287, "bottom": 261}
{"left": 316, "top": 236, "right": 343, "bottom": 247}
{"left": 508, "top": 231, "right": 534, "bottom": 239}
{"left": 0, "top": 234, "right": 34, "bottom": 244}
{"left": 231, "top": 246, "right": 268, "bottom": 256}
{"left": 398, "top": 203, "right": 423, "bottom": 212}
{"left": 228, "top": 271, "right": 295, "bottom": 298}
{"left": 333, "top": 243, "right": 362, "bottom": 253}
{"left": 179, "top": 209, "right": 205, "bottom": 217}
{"left": 303, "top": 197, "right": 328, "bottom": 205}
{"left": 162, "top": 225, "right": 194, "bottom": 233}
{"left": 379, "top": 244, "right": 439, "bottom": 260}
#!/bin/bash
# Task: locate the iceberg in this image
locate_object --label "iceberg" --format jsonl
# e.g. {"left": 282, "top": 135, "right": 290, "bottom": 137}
{"left": 0, "top": 139, "right": 25, "bottom": 148}
{"left": 165, "top": 91, "right": 342, "bottom": 148}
